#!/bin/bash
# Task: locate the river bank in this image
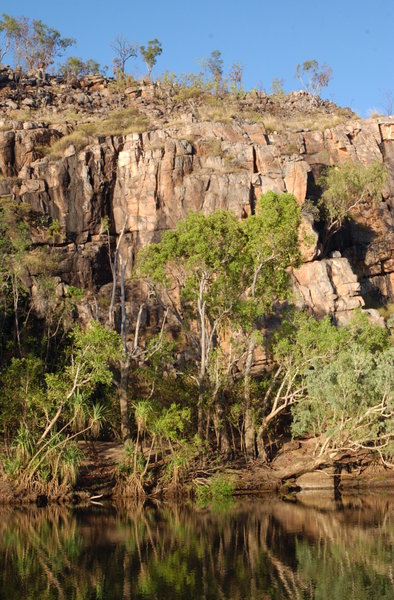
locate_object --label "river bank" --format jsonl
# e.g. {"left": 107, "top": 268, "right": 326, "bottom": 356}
{"left": 1, "top": 438, "right": 393, "bottom": 506}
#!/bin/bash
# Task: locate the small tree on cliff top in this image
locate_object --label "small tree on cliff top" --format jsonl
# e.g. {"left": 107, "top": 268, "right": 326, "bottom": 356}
{"left": 202, "top": 50, "right": 224, "bottom": 92}
{"left": 0, "top": 13, "right": 23, "bottom": 64}
{"left": 140, "top": 38, "right": 162, "bottom": 80}
{"left": 295, "top": 59, "right": 332, "bottom": 101}
{"left": 10, "top": 16, "right": 74, "bottom": 73}
{"left": 111, "top": 34, "right": 137, "bottom": 78}
{"left": 59, "top": 56, "right": 101, "bottom": 79}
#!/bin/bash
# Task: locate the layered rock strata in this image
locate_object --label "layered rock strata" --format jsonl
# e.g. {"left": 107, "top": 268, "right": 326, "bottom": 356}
{"left": 0, "top": 73, "right": 393, "bottom": 322}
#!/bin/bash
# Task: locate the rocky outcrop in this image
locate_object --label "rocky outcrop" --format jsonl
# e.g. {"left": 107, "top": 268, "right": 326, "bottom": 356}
{"left": 0, "top": 70, "right": 393, "bottom": 322}
{"left": 292, "top": 255, "right": 365, "bottom": 322}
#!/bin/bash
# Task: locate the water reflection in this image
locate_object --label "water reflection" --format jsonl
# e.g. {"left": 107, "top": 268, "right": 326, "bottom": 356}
{"left": 0, "top": 493, "right": 393, "bottom": 599}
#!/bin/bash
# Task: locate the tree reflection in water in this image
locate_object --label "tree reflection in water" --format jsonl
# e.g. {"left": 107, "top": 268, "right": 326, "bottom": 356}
{"left": 0, "top": 494, "right": 393, "bottom": 599}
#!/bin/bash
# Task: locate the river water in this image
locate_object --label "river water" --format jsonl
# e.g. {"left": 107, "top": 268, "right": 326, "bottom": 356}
{"left": 0, "top": 492, "right": 393, "bottom": 599}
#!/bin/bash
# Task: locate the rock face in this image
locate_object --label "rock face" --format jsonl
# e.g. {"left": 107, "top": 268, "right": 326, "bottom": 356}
{"left": 292, "top": 256, "right": 365, "bottom": 322}
{"left": 0, "top": 70, "right": 393, "bottom": 322}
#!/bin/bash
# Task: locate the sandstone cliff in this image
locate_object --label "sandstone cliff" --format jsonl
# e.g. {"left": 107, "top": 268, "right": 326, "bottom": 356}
{"left": 0, "top": 66, "right": 393, "bottom": 325}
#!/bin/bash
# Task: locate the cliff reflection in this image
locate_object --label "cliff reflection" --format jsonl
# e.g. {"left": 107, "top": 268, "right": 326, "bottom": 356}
{"left": 0, "top": 494, "right": 393, "bottom": 599}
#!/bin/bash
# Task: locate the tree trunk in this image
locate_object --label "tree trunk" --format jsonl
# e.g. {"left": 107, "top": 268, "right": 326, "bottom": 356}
{"left": 244, "top": 338, "right": 256, "bottom": 458}
{"left": 276, "top": 456, "right": 330, "bottom": 481}
{"left": 197, "top": 395, "right": 205, "bottom": 440}
{"left": 256, "top": 425, "right": 268, "bottom": 462}
{"left": 214, "top": 397, "right": 231, "bottom": 455}
{"left": 119, "top": 359, "right": 131, "bottom": 441}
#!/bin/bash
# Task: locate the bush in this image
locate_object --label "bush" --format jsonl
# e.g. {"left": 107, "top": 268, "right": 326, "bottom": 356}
{"left": 195, "top": 474, "right": 235, "bottom": 504}
{"left": 319, "top": 160, "right": 387, "bottom": 232}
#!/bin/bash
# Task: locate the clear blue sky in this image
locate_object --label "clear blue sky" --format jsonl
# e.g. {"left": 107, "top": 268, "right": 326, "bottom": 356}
{"left": 2, "top": 0, "right": 393, "bottom": 116}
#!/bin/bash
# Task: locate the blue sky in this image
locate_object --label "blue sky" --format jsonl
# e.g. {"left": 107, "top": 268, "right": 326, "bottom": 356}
{"left": 2, "top": 0, "right": 393, "bottom": 116}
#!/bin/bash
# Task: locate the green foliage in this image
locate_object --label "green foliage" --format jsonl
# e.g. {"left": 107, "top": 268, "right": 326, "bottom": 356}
{"left": 0, "top": 356, "right": 45, "bottom": 437}
{"left": 138, "top": 200, "right": 301, "bottom": 454}
{"left": 137, "top": 210, "right": 248, "bottom": 320}
{"left": 46, "top": 321, "right": 122, "bottom": 403}
{"left": 155, "top": 404, "right": 191, "bottom": 442}
{"left": 292, "top": 343, "right": 393, "bottom": 457}
{"left": 0, "top": 197, "right": 61, "bottom": 356}
{"left": 273, "top": 311, "right": 393, "bottom": 459}
{"left": 161, "top": 70, "right": 216, "bottom": 100}
{"left": 240, "top": 191, "right": 301, "bottom": 322}
{"left": 319, "top": 160, "right": 387, "bottom": 230}
{"left": 295, "top": 59, "right": 332, "bottom": 99}
{"left": 0, "top": 13, "right": 23, "bottom": 63}
{"left": 108, "top": 73, "right": 137, "bottom": 93}
{"left": 195, "top": 474, "right": 235, "bottom": 504}
{"left": 140, "top": 38, "right": 162, "bottom": 79}
{"left": 0, "top": 322, "right": 122, "bottom": 492}
{"left": 59, "top": 56, "right": 101, "bottom": 78}
{"left": 200, "top": 50, "right": 224, "bottom": 92}
{"left": 6, "top": 15, "right": 75, "bottom": 72}
{"left": 164, "top": 443, "right": 195, "bottom": 483}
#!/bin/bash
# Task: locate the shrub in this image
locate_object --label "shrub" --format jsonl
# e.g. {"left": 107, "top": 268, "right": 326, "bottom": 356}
{"left": 195, "top": 474, "right": 235, "bottom": 504}
{"left": 319, "top": 161, "right": 387, "bottom": 233}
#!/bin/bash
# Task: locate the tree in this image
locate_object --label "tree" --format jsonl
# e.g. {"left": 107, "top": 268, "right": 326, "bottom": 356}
{"left": 0, "top": 13, "right": 22, "bottom": 64}
{"left": 140, "top": 38, "right": 162, "bottom": 80}
{"left": 1, "top": 321, "right": 122, "bottom": 492}
{"left": 319, "top": 160, "right": 387, "bottom": 244}
{"left": 0, "top": 198, "right": 73, "bottom": 361}
{"left": 228, "top": 62, "right": 244, "bottom": 92}
{"left": 11, "top": 16, "right": 74, "bottom": 73}
{"left": 265, "top": 311, "right": 393, "bottom": 479}
{"left": 200, "top": 49, "right": 224, "bottom": 92}
{"left": 59, "top": 56, "right": 101, "bottom": 79}
{"left": 102, "top": 216, "right": 170, "bottom": 442}
{"left": 137, "top": 210, "right": 248, "bottom": 442}
{"left": 291, "top": 315, "right": 393, "bottom": 470}
{"left": 240, "top": 192, "right": 301, "bottom": 457}
{"left": 111, "top": 35, "right": 137, "bottom": 78}
{"left": 295, "top": 59, "right": 332, "bottom": 101}
{"left": 138, "top": 199, "right": 301, "bottom": 456}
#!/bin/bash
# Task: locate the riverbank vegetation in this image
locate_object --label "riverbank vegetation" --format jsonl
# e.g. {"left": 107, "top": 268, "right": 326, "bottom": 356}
{"left": 0, "top": 170, "right": 392, "bottom": 501}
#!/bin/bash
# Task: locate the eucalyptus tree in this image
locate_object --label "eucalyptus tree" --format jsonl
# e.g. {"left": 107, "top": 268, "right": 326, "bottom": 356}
{"left": 137, "top": 196, "right": 301, "bottom": 455}
{"left": 0, "top": 13, "right": 23, "bottom": 63}
{"left": 137, "top": 210, "right": 248, "bottom": 441}
{"left": 204, "top": 49, "right": 224, "bottom": 92}
{"left": 140, "top": 38, "right": 162, "bottom": 80}
{"left": 111, "top": 35, "right": 137, "bottom": 77}
{"left": 240, "top": 191, "right": 300, "bottom": 457}
{"left": 295, "top": 59, "right": 332, "bottom": 102}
